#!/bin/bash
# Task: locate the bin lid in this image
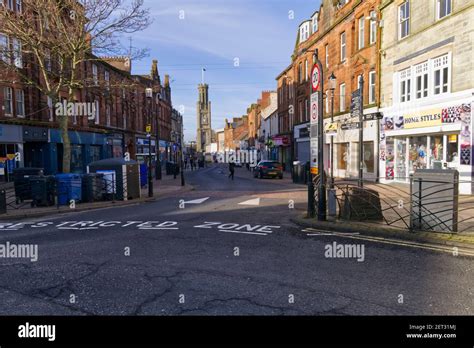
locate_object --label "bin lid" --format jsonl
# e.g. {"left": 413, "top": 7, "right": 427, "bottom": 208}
{"left": 88, "top": 158, "right": 138, "bottom": 166}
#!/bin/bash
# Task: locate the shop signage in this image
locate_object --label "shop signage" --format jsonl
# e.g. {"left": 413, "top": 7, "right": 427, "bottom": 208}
{"left": 273, "top": 136, "right": 290, "bottom": 146}
{"left": 325, "top": 122, "right": 338, "bottom": 136}
{"left": 402, "top": 109, "right": 442, "bottom": 129}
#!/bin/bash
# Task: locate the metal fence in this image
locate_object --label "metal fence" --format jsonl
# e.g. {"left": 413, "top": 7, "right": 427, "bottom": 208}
{"left": 311, "top": 173, "right": 474, "bottom": 234}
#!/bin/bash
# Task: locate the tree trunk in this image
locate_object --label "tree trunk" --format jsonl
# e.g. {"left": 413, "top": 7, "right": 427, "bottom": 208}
{"left": 59, "top": 114, "right": 71, "bottom": 173}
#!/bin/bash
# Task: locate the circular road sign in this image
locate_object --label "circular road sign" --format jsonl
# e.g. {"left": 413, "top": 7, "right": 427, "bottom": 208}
{"left": 311, "top": 64, "right": 321, "bottom": 92}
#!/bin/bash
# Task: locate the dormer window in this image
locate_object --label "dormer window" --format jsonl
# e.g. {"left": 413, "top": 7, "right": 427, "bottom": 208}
{"left": 299, "top": 22, "right": 310, "bottom": 42}
{"left": 312, "top": 15, "right": 318, "bottom": 34}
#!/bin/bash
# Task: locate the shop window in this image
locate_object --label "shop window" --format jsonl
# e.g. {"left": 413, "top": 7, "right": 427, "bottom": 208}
{"left": 447, "top": 134, "right": 458, "bottom": 163}
{"left": 363, "top": 141, "right": 374, "bottom": 173}
{"left": 337, "top": 143, "right": 349, "bottom": 171}
{"left": 408, "top": 136, "right": 428, "bottom": 173}
{"left": 430, "top": 135, "right": 444, "bottom": 167}
{"left": 395, "top": 138, "right": 407, "bottom": 179}
{"left": 90, "top": 145, "right": 101, "bottom": 163}
{"left": 70, "top": 145, "right": 84, "bottom": 174}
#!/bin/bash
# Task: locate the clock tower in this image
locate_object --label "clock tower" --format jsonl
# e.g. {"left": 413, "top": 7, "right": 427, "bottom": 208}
{"left": 196, "top": 83, "right": 212, "bottom": 152}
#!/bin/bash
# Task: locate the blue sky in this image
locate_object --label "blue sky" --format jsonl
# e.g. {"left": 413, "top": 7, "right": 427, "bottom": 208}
{"left": 130, "top": 0, "right": 321, "bottom": 142}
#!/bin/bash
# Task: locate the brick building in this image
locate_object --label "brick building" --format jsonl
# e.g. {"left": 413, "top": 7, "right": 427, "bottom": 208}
{"left": 276, "top": 0, "right": 382, "bottom": 177}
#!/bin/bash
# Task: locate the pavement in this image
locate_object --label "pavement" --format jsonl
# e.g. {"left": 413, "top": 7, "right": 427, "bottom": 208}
{"left": 0, "top": 171, "right": 193, "bottom": 221}
{"left": 0, "top": 164, "right": 472, "bottom": 315}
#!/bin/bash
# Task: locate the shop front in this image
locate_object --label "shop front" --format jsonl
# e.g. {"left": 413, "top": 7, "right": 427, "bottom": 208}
{"left": 294, "top": 123, "right": 310, "bottom": 164}
{"left": 49, "top": 130, "right": 107, "bottom": 174}
{"left": 0, "top": 124, "right": 23, "bottom": 182}
{"left": 323, "top": 108, "right": 380, "bottom": 181}
{"left": 380, "top": 102, "right": 473, "bottom": 194}
{"left": 273, "top": 134, "right": 292, "bottom": 171}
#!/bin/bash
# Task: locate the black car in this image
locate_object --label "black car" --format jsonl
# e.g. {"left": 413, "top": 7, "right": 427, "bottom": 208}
{"left": 253, "top": 161, "right": 284, "bottom": 179}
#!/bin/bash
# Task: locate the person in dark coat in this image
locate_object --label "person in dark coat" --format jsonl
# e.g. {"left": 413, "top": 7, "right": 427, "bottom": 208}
{"left": 228, "top": 162, "right": 236, "bottom": 180}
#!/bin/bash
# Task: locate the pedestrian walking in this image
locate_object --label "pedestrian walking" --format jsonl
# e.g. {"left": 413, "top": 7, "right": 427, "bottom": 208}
{"left": 228, "top": 162, "right": 235, "bottom": 180}
{"left": 190, "top": 157, "right": 195, "bottom": 171}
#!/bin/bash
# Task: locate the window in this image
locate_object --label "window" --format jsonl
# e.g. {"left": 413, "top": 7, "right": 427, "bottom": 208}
{"left": 105, "top": 70, "right": 110, "bottom": 88}
{"left": 325, "top": 44, "right": 329, "bottom": 68}
{"left": 7, "top": 0, "right": 13, "bottom": 10}
{"left": 340, "top": 32, "right": 346, "bottom": 62}
{"left": 47, "top": 96, "right": 53, "bottom": 121}
{"left": 369, "top": 10, "right": 377, "bottom": 45}
{"left": 3, "top": 87, "right": 13, "bottom": 115}
{"left": 305, "top": 59, "right": 308, "bottom": 81}
{"left": 305, "top": 98, "right": 309, "bottom": 122}
{"left": 433, "top": 54, "right": 449, "bottom": 95}
{"left": 92, "top": 64, "right": 98, "bottom": 86}
{"left": 298, "top": 63, "right": 302, "bottom": 83}
{"left": 415, "top": 62, "right": 428, "bottom": 99}
{"left": 16, "top": 89, "right": 25, "bottom": 117}
{"left": 399, "top": 1, "right": 410, "bottom": 39}
{"left": 369, "top": 71, "right": 376, "bottom": 104}
{"left": 45, "top": 48, "right": 52, "bottom": 71}
{"left": 12, "top": 38, "right": 22, "bottom": 68}
{"left": 106, "top": 105, "right": 111, "bottom": 126}
{"left": 94, "top": 100, "right": 100, "bottom": 124}
{"left": 16, "top": 0, "right": 21, "bottom": 13}
{"left": 338, "top": 143, "right": 349, "bottom": 170}
{"left": 358, "top": 17, "right": 365, "bottom": 49}
{"left": 0, "top": 34, "right": 9, "bottom": 64}
{"left": 325, "top": 90, "right": 329, "bottom": 113}
{"left": 123, "top": 114, "right": 127, "bottom": 129}
{"left": 339, "top": 83, "right": 346, "bottom": 112}
{"left": 400, "top": 68, "right": 411, "bottom": 103}
{"left": 437, "top": 0, "right": 452, "bottom": 20}
{"left": 312, "top": 16, "right": 318, "bottom": 34}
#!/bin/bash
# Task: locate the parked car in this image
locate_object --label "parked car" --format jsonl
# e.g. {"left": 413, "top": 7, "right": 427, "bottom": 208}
{"left": 253, "top": 161, "right": 283, "bottom": 179}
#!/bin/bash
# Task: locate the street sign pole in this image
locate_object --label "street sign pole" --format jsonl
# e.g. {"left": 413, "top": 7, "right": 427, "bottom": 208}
{"left": 358, "top": 76, "right": 364, "bottom": 188}
{"left": 309, "top": 50, "right": 326, "bottom": 222}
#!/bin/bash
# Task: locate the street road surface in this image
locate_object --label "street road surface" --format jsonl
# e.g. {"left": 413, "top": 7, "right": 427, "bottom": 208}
{"left": 0, "top": 165, "right": 472, "bottom": 315}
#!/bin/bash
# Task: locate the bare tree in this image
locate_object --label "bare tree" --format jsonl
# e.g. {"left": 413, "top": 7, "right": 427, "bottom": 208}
{"left": 0, "top": 0, "right": 151, "bottom": 173}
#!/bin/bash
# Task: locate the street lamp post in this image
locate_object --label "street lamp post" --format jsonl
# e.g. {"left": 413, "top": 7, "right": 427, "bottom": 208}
{"left": 329, "top": 73, "right": 337, "bottom": 189}
{"left": 145, "top": 88, "right": 153, "bottom": 198}
{"left": 358, "top": 75, "right": 364, "bottom": 188}
{"left": 155, "top": 93, "right": 162, "bottom": 181}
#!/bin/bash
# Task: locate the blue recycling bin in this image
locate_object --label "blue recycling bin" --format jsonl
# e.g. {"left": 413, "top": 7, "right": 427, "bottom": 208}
{"left": 56, "top": 174, "right": 82, "bottom": 205}
{"left": 140, "top": 164, "right": 148, "bottom": 187}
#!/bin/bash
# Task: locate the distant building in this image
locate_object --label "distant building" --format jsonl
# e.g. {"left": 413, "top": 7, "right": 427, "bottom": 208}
{"left": 196, "top": 84, "right": 212, "bottom": 152}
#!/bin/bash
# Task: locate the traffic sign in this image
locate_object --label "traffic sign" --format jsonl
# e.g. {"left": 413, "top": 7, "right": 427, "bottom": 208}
{"left": 341, "top": 122, "right": 361, "bottom": 131}
{"left": 363, "top": 112, "right": 383, "bottom": 121}
{"left": 311, "top": 64, "right": 321, "bottom": 93}
{"left": 146, "top": 124, "right": 152, "bottom": 133}
{"left": 310, "top": 93, "right": 319, "bottom": 125}
{"left": 351, "top": 90, "right": 361, "bottom": 118}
